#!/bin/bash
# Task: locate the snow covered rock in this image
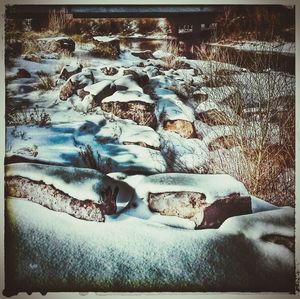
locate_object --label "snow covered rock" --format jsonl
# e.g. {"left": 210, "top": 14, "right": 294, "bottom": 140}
{"left": 163, "top": 119, "right": 195, "bottom": 139}
{"left": 131, "top": 50, "right": 155, "bottom": 60}
{"left": 114, "top": 75, "right": 143, "bottom": 93}
{"left": 59, "top": 63, "right": 83, "bottom": 81}
{"left": 159, "top": 131, "right": 208, "bottom": 173}
{"left": 133, "top": 173, "right": 252, "bottom": 228}
{"left": 156, "top": 88, "right": 196, "bottom": 138}
{"left": 193, "top": 90, "right": 208, "bottom": 103}
{"left": 59, "top": 69, "right": 95, "bottom": 101}
{"left": 101, "top": 91, "right": 157, "bottom": 127}
{"left": 5, "top": 163, "right": 135, "bottom": 218}
{"left": 82, "top": 80, "right": 116, "bottom": 105}
{"left": 21, "top": 53, "right": 41, "bottom": 63}
{"left": 16, "top": 68, "right": 31, "bottom": 78}
{"left": 38, "top": 37, "right": 75, "bottom": 53}
{"left": 100, "top": 66, "right": 118, "bottom": 76}
{"left": 93, "top": 36, "right": 120, "bottom": 55}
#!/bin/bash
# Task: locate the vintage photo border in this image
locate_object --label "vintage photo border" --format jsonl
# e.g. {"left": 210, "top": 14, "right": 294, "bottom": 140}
{"left": 0, "top": 0, "right": 298, "bottom": 298}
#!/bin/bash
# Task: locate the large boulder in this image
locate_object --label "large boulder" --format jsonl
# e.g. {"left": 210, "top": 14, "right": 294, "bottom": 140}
{"left": 59, "top": 69, "right": 94, "bottom": 101}
{"left": 101, "top": 90, "right": 157, "bottom": 128}
{"left": 134, "top": 173, "right": 252, "bottom": 229}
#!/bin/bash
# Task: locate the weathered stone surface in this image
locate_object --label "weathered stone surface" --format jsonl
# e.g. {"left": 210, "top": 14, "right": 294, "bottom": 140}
{"left": 5, "top": 176, "right": 119, "bottom": 222}
{"left": 148, "top": 191, "right": 252, "bottom": 229}
{"left": 59, "top": 70, "right": 94, "bottom": 101}
{"left": 197, "top": 109, "right": 236, "bottom": 126}
{"left": 163, "top": 119, "right": 195, "bottom": 138}
{"left": 59, "top": 80, "right": 75, "bottom": 101}
{"left": 131, "top": 50, "right": 155, "bottom": 60}
{"left": 148, "top": 191, "right": 207, "bottom": 219}
{"left": 208, "top": 135, "right": 239, "bottom": 151}
{"left": 21, "top": 53, "right": 41, "bottom": 63}
{"left": 101, "top": 66, "right": 118, "bottom": 76}
{"left": 17, "top": 68, "right": 31, "bottom": 78}
{"left": 101, "top": 101, "right": 157, "bottom": 128}
{"left": 59, "top": 64, "right": 83, "bottom": 81}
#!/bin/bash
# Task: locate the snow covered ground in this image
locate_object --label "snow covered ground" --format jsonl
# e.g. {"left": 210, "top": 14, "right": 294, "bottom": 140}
{"left": 4, "top": 36, "right": 296, "bottom": 293}
{"left": 210, "top": 41, "right": 295, "bottom": 55}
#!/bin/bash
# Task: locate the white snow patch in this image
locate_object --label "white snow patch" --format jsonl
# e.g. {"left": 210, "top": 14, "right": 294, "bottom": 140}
{"left": 134, "top": 172, "right": 249, "bottom": 204}
{"left": 93, "top": 36, "right": 120, "bottom": 43}
{"left": 114, "top": 75, "right": 143, "bottom": 93}
{"left": 83, "top": 80, "right": 114, "bottom": 95}
{"left": 155, "top": 88, "right": 195, "bottom": 122}
{"left": 102, "top": 90, "right": 154, "bottom": 104}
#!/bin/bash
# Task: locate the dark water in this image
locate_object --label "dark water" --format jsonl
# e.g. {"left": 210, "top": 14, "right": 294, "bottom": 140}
{"left": 121, "top": 38, "right": 295, "bottom": 75}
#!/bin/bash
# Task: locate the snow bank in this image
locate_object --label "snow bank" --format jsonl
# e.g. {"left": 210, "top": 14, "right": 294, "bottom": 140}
{"left": 5, "top": 197, "right": 294, "bottom": 293}
{"left": 217, "top": 41, "right": 296, "bottom": 55}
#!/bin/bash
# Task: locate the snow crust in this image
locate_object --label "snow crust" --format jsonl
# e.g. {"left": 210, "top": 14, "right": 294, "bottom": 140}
{"left": 93, "top": 36, "right": 120, "bottom": 43}
{"left": 155, "top": 88, "right": 195, "bottom": 122}
{"left": 102, "top": 90, "right": 154, "bottom": 104}
{"left": 83, "top": 80, "right": 114, "bottom": 95}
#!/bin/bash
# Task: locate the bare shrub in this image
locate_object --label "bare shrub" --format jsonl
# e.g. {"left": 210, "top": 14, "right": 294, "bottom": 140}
{"left": 37, "top": 72, "right": 56, "bottom": 90}
{"left": 89, "top": 45, "right": 119, "bottom": 59}
{"left": 79, "top": 144, "right": 113, "bottom": 174}
{"left": 48, "top": 8, "right": 69, "bottom": 33}
{"left": 161, "top": 41, "right": 188, "bottom": 70}
{"left": 6, "top": 105, "right": 51, "bottom": 128}
{"left": 215, "top": 6, "right": 295, "bottom": 42}
{"left": 136, "top": 18, "right": 160, "bottom": 34}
